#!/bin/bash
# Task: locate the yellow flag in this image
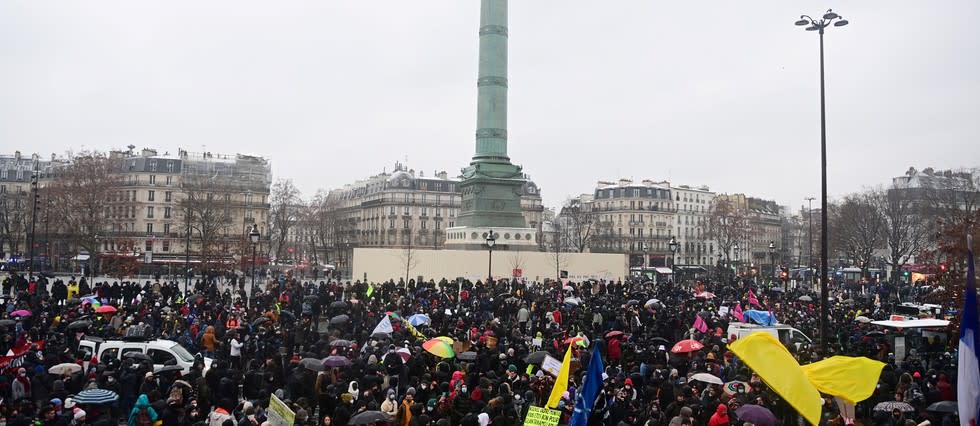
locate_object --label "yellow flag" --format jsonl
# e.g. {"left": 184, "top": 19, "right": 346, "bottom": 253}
{"left": 800, "top": 356, "right": 885, "bottom": 405}
{"left": 729, "top": 332, "right": 822, "bottom": 426}
{"left": 547, "top": 346, "right": 572, "bottom": 408}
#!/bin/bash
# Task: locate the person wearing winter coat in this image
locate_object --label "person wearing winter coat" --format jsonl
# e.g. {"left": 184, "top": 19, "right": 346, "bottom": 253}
{"left": 12, "top": 367, "right": 32, "bottom": 401}
{"left": 380, "top": 389, "right": 399, "bottom": 418}
{"left": 707, "top": 403, "right": 729, "bottom": 426}
{"left": 128, "top": 394, "right": 159, "bottom": 426}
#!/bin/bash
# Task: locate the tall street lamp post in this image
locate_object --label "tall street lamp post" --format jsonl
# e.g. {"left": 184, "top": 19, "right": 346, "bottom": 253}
{"left": 769, "top": 241, "right": 777, "bottom": 287}
{"left": 249, "top": 224, "right": 260, "bottom": 297}
{"left": 796, "top": 9, "right": 849, "bottom": 357}
{"left": 27, "top": 156, "right": 39, "bottom": 279}
{"left": 805, "top": 196, "right": 815, "bottom": 283}
{"left": 733, "top": 243, "right": 740, "bottom": 279}
{"left": 668, "top": 236, "right": 678, "bottom": 283}
{"left": 485, "top": 230, "right": 496, "bottom": 281}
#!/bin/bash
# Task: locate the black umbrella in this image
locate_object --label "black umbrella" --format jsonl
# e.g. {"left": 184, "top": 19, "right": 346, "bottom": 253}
{"left": 349, "top": 411, "right": 390, "bottom": 425}
{"left": 0, "top": 319, "right": 15, "bottom": 327}
{"left": 651, "top": 337, "right": 671, "bottom": 346}
{"left": 524, "top": 351, "right": 550, "bottom": 364}
{"left": 304, "top": 295, "right": 318, "bottom": 303}
{"left": 329, "top": 301, "right": 347, "bottom": 309}
{"left": 123, "top": 352, "right": 151, "bottom": 361}
{"left": 68, "top": 320, "right": 92, "bottom": 330}
{"left": 252, "top": 317, "right": 271, "bottom": 327}
{"left": 458, "top": 351, "right": 478, "bottom": 361}
{"left": 926, "top": 400, "right": 957, "bottom": 414}
{"left": 329, "top": 315, "right": 349, "bottom": 325}
{"left": 155, "top": 365, "right": 183, "bottom": 375}
{"left": 330, "top": 339, "right": 353, "bottom": 347}
{"left": 371, "top": 332, "right": 391, "bottom": 340}
{"left": 626, "top": 299, "right": 640, "bottom": 306}
{"left": 770, "top": 287, "right": 784, "bottom": 293}
{"left": 280, "top": 310, "right": 296, "bottom": 320}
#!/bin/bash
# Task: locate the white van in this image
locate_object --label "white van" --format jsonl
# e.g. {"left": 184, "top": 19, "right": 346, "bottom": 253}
{"left": 726, "top": 322, "right": 812, "bottom": 350}
{"left": 78, "top": 337, "right": 212, "bottom": 376}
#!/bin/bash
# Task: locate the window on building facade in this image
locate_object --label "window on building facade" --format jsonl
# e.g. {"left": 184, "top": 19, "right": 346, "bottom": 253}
{"left": 164, "top": 207, "right": 171, "bottom": 219}
{"left": 148, "top": 190, "right": 155, "bottom": 201}
{"left": 162, "top": 240, "right": 170, "bottom": 251}
{"left": 421, "top": 220, "right": 427, "bottom": 229}
{"left": 164, "top": 223, "right": 170, "bottom": 234}
{"left": 403, "top": 219, "right": 410, "bottom": 229}
{"left": 147, "top": 206, "right": 154, "bottom": 218}
{"left": 147, "top": 223, "right": 153, "bottom": 234}
{"left": 389, "top": 219, "right": 395, "bottom": 229}
{"left": 145, "top": 240, "right": 153, "bottom": 251}
{"left": 165, "top": 191, "right": 172, "bottom": 202}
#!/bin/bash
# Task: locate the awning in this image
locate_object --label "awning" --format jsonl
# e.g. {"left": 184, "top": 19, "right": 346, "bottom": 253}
{"left": 654, "top": 267, "right": 672, "bottom": 274}
{"left": 72, "top": 254, "right": 90, "bottom": 261}
{"left": 677, "top": 266, "right": 707, "bottom": 272}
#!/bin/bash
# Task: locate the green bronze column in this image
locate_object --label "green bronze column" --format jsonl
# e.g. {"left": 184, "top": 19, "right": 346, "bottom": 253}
{"left": 474, "top": 0, "right": 509, "bottom": 162}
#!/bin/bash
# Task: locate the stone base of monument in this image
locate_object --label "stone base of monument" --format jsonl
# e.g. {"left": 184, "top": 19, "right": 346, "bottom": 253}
{"left": 444, "top": 226, "right": 538, "bottom": 250}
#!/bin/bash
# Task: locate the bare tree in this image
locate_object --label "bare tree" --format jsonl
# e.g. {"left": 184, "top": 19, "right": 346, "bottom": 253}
{"left": 705, "top": 198, "right": 748, "bottom": 264}
{"left": 269, "top": 179, "right": 302, "bottom": 261}
{"left": 45, "top": 151, "right": 123, "bottom": 264}
{"left": 559, "top": 199, "right": 598, "bottom": 252}
{"left": 509, "top": 248, "right": 526, "bottom": 276}
{"left": 400, "top": 235, "right": 419, "bottom": 286}
{"left": 829, "top": 193, "right": 884, "bottom": 271}
{"left": 0, "top": 188, "right": 30, "bottom": 258}
{"left": 548, "top": 222, "right": 569, "bottom": 281}
{"left": 179, "top": 175, "right": 235, "bottom": 271}
{"left": 871, "top": 185, "right": 929, "bottom": 282}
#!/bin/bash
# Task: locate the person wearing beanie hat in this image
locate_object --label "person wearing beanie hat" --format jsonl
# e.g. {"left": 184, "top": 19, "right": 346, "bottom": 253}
{"left": 72, "top": 409, "right": 87, "bottom": 426}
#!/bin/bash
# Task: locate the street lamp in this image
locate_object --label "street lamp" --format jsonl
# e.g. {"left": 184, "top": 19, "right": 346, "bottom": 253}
{"left": 485, "top": 229, "right": 496, "bottom": 281}
{"left": 27, "top": 155, "right": 39, "bottom": 279}
{"left": 733, "top": 243, "right": 740, "bottom": 276}
{"left": 796, "top": 8, "right": 848, "bottom": 358}
{"left": 642, "top": 243, "right": 649, "bottom": 270}
{"left": 768, "top": 241, "right": 776, "bottom": 282}
{"left": 249, "top": 224, "right": 260, "bottom": 296}
{"left": 668, "top": 236, "right": 678, "bottom": 282}
{"left": 805, "top": 196, "right": 815, "bottom": 280}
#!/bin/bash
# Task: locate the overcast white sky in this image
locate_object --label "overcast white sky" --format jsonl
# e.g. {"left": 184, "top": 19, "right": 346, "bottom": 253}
{"left": 2, "top": 1, "right": 978, "bottom": 210}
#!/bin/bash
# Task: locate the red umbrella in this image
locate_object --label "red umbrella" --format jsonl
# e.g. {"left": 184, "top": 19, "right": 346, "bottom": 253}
{"left": 95, "top": 305, "right": 118, "bottom": 314}
{"left": 671, "top": 339, "right": 705, "bottom": 354}
{"left": 605, "top": 330, "right": 625, "bottom": 339}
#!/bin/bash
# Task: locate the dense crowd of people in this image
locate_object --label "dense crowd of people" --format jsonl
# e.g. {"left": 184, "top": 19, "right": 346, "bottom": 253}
{"left": 0, "top": 270, "right": 964, "bottom": 425}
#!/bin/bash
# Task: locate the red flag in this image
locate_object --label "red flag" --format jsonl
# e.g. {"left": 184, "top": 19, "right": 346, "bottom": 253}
{"left": 733, "top": 303, "right": 744, "bottom": 322}
{"left": 693, "top": 315, "right": 708, "bottom": 333}
{"left": 748, "top": 289, "right": 761, "bottom": 307}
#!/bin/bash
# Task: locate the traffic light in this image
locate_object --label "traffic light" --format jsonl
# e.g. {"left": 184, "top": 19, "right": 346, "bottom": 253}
{"left": 939, "top": 263, "right": 947, "bottom": 273}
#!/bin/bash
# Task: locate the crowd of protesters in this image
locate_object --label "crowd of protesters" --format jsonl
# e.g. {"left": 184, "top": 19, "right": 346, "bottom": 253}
{"left": 0, "top": 269, "right": 964, "bottom": 426}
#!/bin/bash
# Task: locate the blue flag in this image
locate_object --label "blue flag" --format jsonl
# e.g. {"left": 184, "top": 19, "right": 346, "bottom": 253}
{"left": 958, "top": 237, "right": 980, "bottom": 426}
{"left": 569, "top": 345, "right": 605, "bottom": 426}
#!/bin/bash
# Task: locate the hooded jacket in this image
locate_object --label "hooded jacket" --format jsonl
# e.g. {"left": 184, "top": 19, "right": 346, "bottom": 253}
{"left": 128, "top": 394, "right": 159, "bottom": 426}
{"left": 708, "top": 403, "right": 729, "bottom": 426}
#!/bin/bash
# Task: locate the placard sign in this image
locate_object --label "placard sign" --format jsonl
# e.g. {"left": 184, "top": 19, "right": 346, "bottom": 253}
{"left": 525, "top": 406, "right": 561, "bottom": 426}
{"left": 267, "top": 393, "right": 295, "bottom": 426}
{"left": 541, "top": 355, "right": 562, "bottom": 377}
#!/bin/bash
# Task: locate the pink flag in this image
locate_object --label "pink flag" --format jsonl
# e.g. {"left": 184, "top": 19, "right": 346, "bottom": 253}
{"left": 748, "top": 289, "right": 761, "bottom": 307}
{"left": 693, "top": 315, "right": 708, "bottom": 333}
{"left": 733, "top": 303, "right": 744, "bottom": 322}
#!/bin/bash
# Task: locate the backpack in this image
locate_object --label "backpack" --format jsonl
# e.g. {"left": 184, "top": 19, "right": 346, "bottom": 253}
{"left": 136, "top": 408, "right": 153, "bottom": 426}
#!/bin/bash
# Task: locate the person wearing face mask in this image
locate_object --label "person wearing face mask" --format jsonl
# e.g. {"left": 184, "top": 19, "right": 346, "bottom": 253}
{"left": 380, "top": 389, "right": 398, "bottom": 418}
{"left": 450, "top": 384, "right": 472, "bottom": 425}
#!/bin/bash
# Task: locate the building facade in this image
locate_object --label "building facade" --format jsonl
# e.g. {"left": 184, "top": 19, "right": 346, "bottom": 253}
{"left": 0, "top": 152, "right": 51, "bottom": 263}
{"left": 321, "top": 162, "right": 544, "bottom": 276}
{"left": 5, "top": 148, "right": 272, "bottom": 274}
{"left": 671, "top": 185, "right": 717, "bottom": 271}
{"left": 588, "top": 179, "right": 676, "bottom": 268}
